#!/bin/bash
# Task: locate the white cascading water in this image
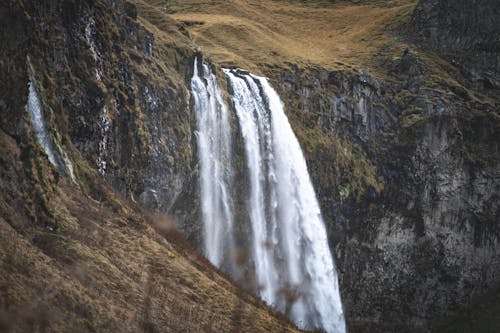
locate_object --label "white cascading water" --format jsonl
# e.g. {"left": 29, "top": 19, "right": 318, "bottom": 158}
{"left": 225, "top": 70, "right": 346, "bottom": 333}
{"left": 191, "top": 58, "right": 235, "bottom": 268}
{"left": 26, "top": 66, "right": 76, "bottom": 182}
{"left": 27, "top": 78, "right": 62, "bottom": 169}
{"left": 191, "top": 60, "right": 345, "bottom": 333}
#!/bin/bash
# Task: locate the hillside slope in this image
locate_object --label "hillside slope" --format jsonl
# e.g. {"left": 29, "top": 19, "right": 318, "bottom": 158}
{"left": 0, "top": 178, "right": 301, "bottom": 333}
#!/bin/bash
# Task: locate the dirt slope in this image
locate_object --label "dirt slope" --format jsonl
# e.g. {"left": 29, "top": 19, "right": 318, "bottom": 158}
{"left": 0, "top": 156, "right": 302, "bottom": 333}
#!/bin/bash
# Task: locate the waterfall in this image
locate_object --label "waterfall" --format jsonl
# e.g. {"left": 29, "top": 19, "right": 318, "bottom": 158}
{"left": 26, "top": 68, "right": 76, "bottom": 182}
{"left": 191, "top": 60, "right": 345, "bottom": 333}
{"left": 27, "top": 78, "right": 63, "bottom": 170}
{"left": 191, "top": 58, "right": 235, "bottom": 268}
{"left": 222, "top": 70, "right": 279, "bottom": 305}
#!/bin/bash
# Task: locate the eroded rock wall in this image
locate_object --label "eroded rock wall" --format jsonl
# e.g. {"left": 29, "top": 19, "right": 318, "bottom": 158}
{"left": 409, "top": 0, "right": 500, "bottom": 90}
{"left": 21, "top": 0, "right": 197, "bottom": 214}
{"left": 271, "top": 51, "right": 500, "bottom": 332}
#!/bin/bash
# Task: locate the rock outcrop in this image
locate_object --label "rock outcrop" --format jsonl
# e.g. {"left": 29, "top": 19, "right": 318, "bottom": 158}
{"left": 273, "top": 47, "right": 500, "bottom": 332}
{"left": 18, "top": 0, "right": 199, "bottom": 215}
{"left": 408, "top": 0, "right": 500, "bottom": 90}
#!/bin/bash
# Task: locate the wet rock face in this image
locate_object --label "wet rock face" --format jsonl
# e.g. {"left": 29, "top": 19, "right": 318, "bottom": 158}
{"left": 22, "top": 0, "right": 196, "bottom": 212}
{"left": 0, "top": 1, "right": 60, "bottom": 231}
{"left": 277, "top": 65, "right": 390, "bottom": 143}
{"left": 274, "top": 61, "right": 500, "bottom": 332}
{"left": 341, "top": 116, "right": 500, "bottom": 333}
{"left": 409, "top": 0, "right": 500, "bottom": 90}
{"left": 275, "top": 66, "right": 393, "bottom": 248}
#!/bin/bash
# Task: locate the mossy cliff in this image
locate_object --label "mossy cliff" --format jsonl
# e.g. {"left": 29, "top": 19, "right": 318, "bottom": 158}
{"left": 262, "top": 2, "right": 500, "bottom": 331}
{"left": 272, "top": 62, "right": 499, "bottom": 331}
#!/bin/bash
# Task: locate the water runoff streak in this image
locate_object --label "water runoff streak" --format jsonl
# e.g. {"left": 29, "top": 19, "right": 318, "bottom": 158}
{"left": 191, "top": 60, "right": 345, "bottom": 333}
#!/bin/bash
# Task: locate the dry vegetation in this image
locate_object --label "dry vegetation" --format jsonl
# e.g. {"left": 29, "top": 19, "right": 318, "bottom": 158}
{"left": 134, "top": 0, "right": 418, "bottom": 74}
{"left": 0, "top": 174, "right": 305, "bottom": 332}
{"left": 132, "top": 0, "right": 494, "bottom": 106}
{"left": 0, "top": 118, "right": 303, "bottom": 332}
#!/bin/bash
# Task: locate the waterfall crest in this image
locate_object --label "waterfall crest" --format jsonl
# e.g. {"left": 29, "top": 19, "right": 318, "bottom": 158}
{"left": 192, "top": 60, "right": 345, "bottom": 333}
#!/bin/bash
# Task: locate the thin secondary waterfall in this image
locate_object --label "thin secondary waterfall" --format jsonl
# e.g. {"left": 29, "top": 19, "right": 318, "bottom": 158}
{"left": 191, "top": 58, "right": 234, "bottom": 268}
{"left": 97, "top": 105, "right": 111, "bottom": 176}
{"left": 191, "top": 60, "right": 345, "bottom": 333}
{"left": 27, "top": 78, "right": 63, "bottom": 170}
{"left": 26, "top": 69, "right": 76, "bottom": 183}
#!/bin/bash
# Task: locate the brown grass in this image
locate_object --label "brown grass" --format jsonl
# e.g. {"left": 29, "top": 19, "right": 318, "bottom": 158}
{"left": 133, "top": 0, "right": 417, "bottom": 74}
{"left": 0, "top": 172, "right": 304, "bottom": 332}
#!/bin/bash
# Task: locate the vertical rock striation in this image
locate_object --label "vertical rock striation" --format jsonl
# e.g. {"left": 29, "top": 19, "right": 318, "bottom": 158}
{"left": 408, "top": 0, "right": 500, "bottom": 90}
{"left": 273, "top": 56, "right": 500, "bottom": 332}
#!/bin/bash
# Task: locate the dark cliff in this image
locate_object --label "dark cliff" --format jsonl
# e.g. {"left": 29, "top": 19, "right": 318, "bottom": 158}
{"left": 272, "top": 52, "right": 499, "bottom": 332}
{"left": 0, "top": 0, "right": 499, "bottom": 332}
{"left": 269, "top": 1, "right": 500, "bottom": 331}
{"left": 408, "top": 0, "right": 500, "bottom": 90}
